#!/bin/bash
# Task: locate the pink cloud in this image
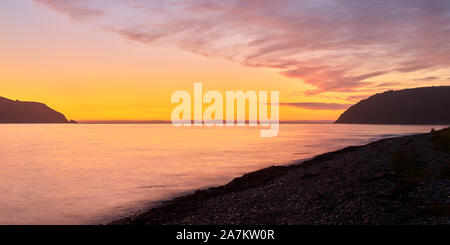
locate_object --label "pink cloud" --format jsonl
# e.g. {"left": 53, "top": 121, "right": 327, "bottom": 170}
{"left": 34, "top": 0, "right": 104, "bottom": 20}
{"left": 280, "top": 102, "right": 351, "bottom": 110}
{"left": 33, "top": 0, "right": 450, "bottom": 94}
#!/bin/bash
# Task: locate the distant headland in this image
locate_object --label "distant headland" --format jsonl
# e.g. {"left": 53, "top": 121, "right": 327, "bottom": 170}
{"left": 336, "top": 86, "right": 450, "bottom": 124}
{"left": 0, "top": 96, "right": 74, "bottom": 123}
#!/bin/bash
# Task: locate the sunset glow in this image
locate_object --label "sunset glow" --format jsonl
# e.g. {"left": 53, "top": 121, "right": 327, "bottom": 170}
{"left": 1, "top": 0, "right": 450, "bottom": 121}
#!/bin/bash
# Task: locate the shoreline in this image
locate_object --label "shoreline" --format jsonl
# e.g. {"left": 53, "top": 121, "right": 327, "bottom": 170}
{"left": 109, "top": 127, "right": 450, "bottom": 225}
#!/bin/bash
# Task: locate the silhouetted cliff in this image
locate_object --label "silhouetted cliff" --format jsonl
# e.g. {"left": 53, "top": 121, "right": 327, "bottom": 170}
{"left": 0, "top": 96, "right": 69, "bottom": 123}
{"left": 335, "top": 86, "right": 450, "bottom": 124}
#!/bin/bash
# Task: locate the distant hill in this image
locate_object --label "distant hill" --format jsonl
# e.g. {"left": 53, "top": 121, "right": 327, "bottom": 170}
{"left": 335, "top": 86, "right": 450, "bottom": 124}
{"left": 0, "top": 96, "right": 69, "bottom": 123}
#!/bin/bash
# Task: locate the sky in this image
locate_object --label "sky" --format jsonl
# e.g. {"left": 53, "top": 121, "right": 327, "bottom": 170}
{"left": 1, "top": 0, "right": 450, "bottom": 121}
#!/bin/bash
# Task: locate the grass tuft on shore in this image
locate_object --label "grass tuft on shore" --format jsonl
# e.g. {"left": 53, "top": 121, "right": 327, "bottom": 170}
{"left": 424, "top": 203, "right": 450, "bottom": 217}
{"left": 390, "top": 151, "right": 429, "bottom": 197}
{"left": 391, "top": 151, "right": 429, "bottom": 183}
{"left": 439, "top": 160, "right": 450, "bottom": 179}
{"left": 431, "top": 127, "right": 450, "bottom": 154}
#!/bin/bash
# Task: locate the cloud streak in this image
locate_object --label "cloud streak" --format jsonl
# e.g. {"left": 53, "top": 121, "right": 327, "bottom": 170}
{"left": 33, "top": 0, "right": 450, "bottom": 94}
{"left": 280, "top": 102, "right": 351, "bottom": 110}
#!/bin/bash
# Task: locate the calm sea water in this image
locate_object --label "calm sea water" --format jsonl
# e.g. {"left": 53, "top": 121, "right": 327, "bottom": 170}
{"left": 0, "top": 124, "right": 445, "bottom": 224}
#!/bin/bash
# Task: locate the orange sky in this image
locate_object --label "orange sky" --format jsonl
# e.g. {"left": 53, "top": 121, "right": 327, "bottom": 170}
{"left": 1, "top": 0, "right": 449, "bottom": 121}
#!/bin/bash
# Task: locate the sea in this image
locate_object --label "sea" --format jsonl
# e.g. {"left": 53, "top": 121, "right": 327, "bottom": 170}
{"left": 0, "top": 123, "right": 446, "bottom": 224}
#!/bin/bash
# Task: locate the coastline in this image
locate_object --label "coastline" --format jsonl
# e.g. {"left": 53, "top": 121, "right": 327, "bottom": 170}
{"left": 109, "top": 127, "right": 450, "bottom": 225}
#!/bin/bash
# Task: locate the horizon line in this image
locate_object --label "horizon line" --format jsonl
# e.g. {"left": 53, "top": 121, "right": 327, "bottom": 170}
{"left": 77, "top": 120, "right": 335, "bottom": 124}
